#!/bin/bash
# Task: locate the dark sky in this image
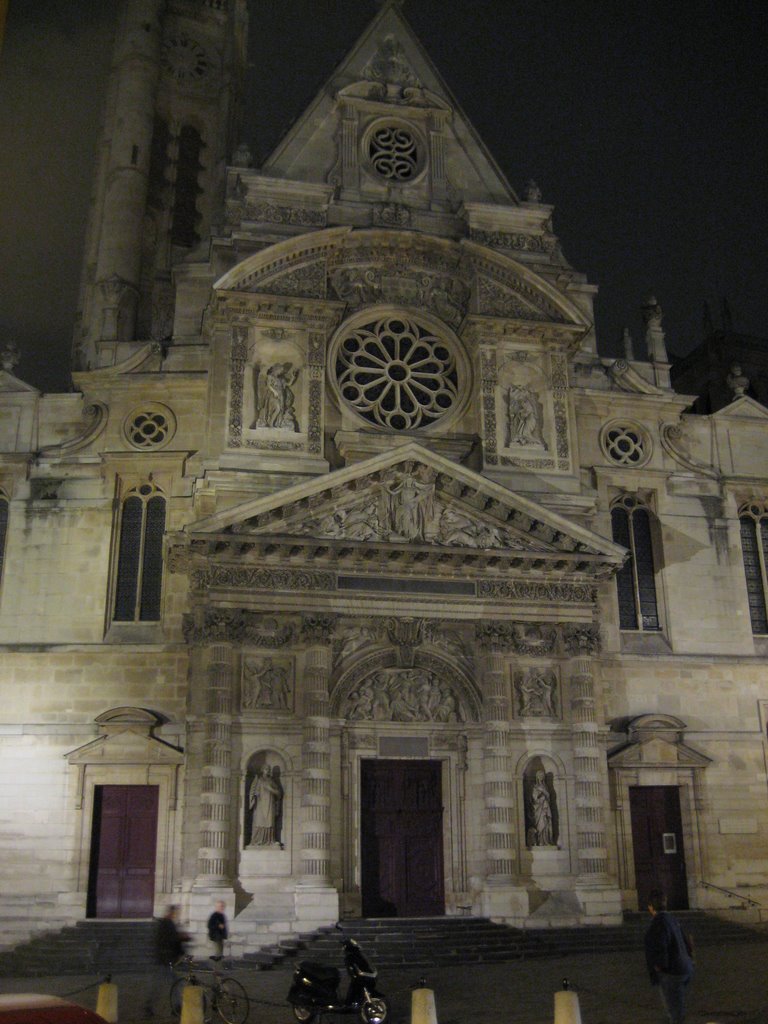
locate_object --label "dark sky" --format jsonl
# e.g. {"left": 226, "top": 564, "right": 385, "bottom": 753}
{"left": 1, "top": 0, "right": 766, "bottom": 392}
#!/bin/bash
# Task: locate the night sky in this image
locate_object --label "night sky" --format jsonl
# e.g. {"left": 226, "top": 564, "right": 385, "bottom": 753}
{"left": 1, "top": 0, "right": 766, "bottom": 393}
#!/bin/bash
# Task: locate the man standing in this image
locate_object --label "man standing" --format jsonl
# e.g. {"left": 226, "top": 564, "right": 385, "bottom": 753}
{"left": 644, "top": 890, "right": 694, "bottom": 1024}
{"left": 144, "top": 905, "right": 189, "bottom": 1019}
{"left": 207, "top": 900, "right": 229, "bottom": 959}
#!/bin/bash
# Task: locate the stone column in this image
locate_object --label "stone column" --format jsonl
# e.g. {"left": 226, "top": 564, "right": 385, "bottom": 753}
{"left": 564, "top": 627, "right": 608, "bottom": 880}
{"left": 299, "top": 640, "right": 332, "bottom": 884}
{"left": 479, "top": 648, "right": 516, "bottom": 882}
{"left": 196, "top": 642, "right": 234, "bottom": 885}
{"left": 296, "top": 617, "right": 339, "bottom": 926}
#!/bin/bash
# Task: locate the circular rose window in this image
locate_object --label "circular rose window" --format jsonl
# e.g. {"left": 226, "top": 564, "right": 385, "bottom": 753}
{"left": 600, "top": 421, "right": 651, "bottom": 466}
{"left": 123, "top": 404, "right": 176, "bottom": 450}
{"left": 332, "top": 311, "right": 466, "bottom": 431}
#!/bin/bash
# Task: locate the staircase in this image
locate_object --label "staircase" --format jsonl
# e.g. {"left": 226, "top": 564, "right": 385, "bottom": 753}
{"left": 2, "top": 911, "right": 766, "bottom": 977}
{"left": 244, "top": 911, "right": 768, "bottom": 970}
{"left": 0, "top": 920, "right": 156, "bottom": 977}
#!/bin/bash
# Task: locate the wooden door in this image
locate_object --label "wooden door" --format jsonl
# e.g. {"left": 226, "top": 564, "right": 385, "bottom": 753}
{"left": 629, "top": 785, "right": 688, "bottom": 910}
{"left": 88, "top": 785, "right": 159, "bottom": 918}
{"left": 361, "top": 760, "right": 444, "bottom": 918}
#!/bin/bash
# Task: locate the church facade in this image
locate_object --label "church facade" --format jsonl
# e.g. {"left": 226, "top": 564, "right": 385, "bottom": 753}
{"left": 2, "top": 0, "right": 768, "bottom": 953}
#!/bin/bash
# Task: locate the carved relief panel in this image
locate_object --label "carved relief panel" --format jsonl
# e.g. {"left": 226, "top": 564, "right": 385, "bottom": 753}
{"left": 513, "top": 665, "right": 560, "bottom": 720}
{"left": 480, "top": 345, "right": 572, "bottom": 473}
{"left": 241, "top": 653, "right": 294, "bottom": 712}
{"left": 228, "top": 324, "right": 324, "bottom": 455}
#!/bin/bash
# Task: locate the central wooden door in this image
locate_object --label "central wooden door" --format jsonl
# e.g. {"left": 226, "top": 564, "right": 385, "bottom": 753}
{"left": 361, "top": 760, "right": 444, "bottom": 918}
{"left": 629, "top": 785, "right": 688, "bottom": 910}
{"left": 88, "top": 785, "right": 159, "bottom": 918}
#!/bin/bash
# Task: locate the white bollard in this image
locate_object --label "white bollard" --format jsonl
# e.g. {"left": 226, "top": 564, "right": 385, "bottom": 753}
{"left": 554, "top": 981, "right": 582, "bottom": 1024}
{"left": 180, "top": 983, "right": 205, "bottom": 1024}
{"left": 96, "top": 978, "right": 118, "bottom": 1023}
{"left": 411, "top": 979, "right": 438, "bottom": 1024}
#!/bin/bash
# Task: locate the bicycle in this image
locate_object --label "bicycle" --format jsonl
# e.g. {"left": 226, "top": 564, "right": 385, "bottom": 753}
{"left": 171, "top": 954, "right": 250, "bottom": 1024}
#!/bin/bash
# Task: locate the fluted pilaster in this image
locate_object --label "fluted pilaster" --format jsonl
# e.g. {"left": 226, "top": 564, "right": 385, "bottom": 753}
{"left": 196, "top": 642, "right": 234, "bottom": 884}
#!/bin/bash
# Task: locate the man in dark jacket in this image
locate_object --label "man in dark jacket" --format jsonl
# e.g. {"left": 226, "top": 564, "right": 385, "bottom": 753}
{"left": 644, "top": 890, "right": 694, "bottom": 1024}
{"left": 207, "top": 900, "right": 229, "bottom": 958}
{"left": 143, "top": 905, "right": 189, "bottom": 1019}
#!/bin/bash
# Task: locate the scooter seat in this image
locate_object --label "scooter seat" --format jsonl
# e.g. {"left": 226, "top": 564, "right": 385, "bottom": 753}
{"left": 297, "top": 961, "right": 340, "bottom": 986}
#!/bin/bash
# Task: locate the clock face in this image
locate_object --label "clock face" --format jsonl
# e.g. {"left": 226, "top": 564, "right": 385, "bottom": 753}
{"left": 161, "top": 33, "right": 215, "bottom": 85}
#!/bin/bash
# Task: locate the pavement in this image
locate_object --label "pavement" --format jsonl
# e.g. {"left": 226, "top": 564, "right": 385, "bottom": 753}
{"left": 1, "top": 941, "right": 766, "bottom": 1024}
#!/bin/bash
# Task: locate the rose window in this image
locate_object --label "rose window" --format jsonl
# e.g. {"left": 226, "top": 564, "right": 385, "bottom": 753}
{"left": 601, "top": 423, "right": 649, "bottom": 466}
{"left": 368, "top": 123, "right": 420, "bottom": 181}
{"left": 335, "top": 314, "right": 460, "bottom": 430}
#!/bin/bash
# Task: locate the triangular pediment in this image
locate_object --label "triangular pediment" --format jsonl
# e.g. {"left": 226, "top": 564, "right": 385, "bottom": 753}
{"left": 608, "top": 713, "right": 711, "bottom": 770}
{"left": 713, "top": 394, "right": 768, "bottom": 420}
{"left": 261, "top": 3, "right": 515, "bottom": 205}
{"left": 0, "top": 369, "right": 39, "bottom": 394}
{"left": 184, "top": 442, "right": 626, "bottom": 578}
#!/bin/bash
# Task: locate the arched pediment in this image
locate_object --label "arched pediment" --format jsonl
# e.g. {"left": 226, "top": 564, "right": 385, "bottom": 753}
{"left": 213, "top": 227, "right": 588, "bottom": 331}
{"left": 608, "top": 713, "right": 711, "bottom": 771}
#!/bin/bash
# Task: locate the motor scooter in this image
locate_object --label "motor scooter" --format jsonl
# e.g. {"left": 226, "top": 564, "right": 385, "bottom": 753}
{"left": 287, "top": 925, "right": 389, "bottom": 1024}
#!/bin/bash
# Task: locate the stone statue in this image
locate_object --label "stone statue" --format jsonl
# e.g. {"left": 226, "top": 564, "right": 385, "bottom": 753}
{"left": 528, "top": 769, "right": 555, "bottom": 846}
{"left": 382, "top": 465, "right": 436, "bottom": 541}
{"left": 727, "top": 363, "right": 749, "bottom": 399}
{"left": 525, "top": 179, "right": 543, "bottom": 203}
{"left": 505, "top": 384, "right": 545, "bottom": 447}
{"left": 436, "top": 506, "right": 506, "bottom": 549}
{"left": 248, "top": 765, "right": 283, "bottom": 847}
{"left": 251, "top": 361, "right": 300, "bottom": 431}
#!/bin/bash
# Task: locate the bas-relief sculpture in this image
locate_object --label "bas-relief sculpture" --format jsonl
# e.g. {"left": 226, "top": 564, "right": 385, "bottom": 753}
{"left": 505, "top": 383, "right": 546, "bottom": 448}
{"left": 514, "top": 667, "right": 558, "bottom": 718}
{"left": 344, "top": 668, "right": 463, "bottom": 723}
{"left": 242, "top": 655, "right": 292, "bottom": 710}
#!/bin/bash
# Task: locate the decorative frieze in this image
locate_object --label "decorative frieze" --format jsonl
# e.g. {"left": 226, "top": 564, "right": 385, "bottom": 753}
{"left": 477, "top": 581, "right": 597, "bottom": 603}
{"left": 470, "top": 228, "right": 557, "bottom": 255}
{"left": 192, "top": 566, "right": 336, "bottom": 593}
{"left": 182, "top": 610, "right": 297, "bottom": 647}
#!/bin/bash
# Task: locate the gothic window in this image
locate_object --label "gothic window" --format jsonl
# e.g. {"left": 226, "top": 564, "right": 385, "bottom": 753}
{"left": 112, "top": 483, "right": 166, "bottom": 622}
{"left": 611, "top": 495, "right": 661, "bottom": 631}
{"left": 332, "top": 312, "right": 464, "bottom": 431}
{"left": 171, "top": 125, "right": 204, "bottom": 247}
{"left": 739, "top": 501, "right": 768, "bottom": 634}
{"left": 0, "top": 493, "right": 8, "bottom": 587}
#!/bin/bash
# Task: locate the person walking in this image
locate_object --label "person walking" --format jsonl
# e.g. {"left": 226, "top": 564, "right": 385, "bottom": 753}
{"left": 644, "top": 889, "right": 694, "bottom": 1024}
{"left": 207, "top": 899, "right": 229, "bottom": 959}
{"left": 143, "top": 904, "right": 189, "bottom": 1019}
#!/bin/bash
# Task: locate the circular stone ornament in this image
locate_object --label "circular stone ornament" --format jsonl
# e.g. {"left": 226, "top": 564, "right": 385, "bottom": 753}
{"left": 123, "top": 404, "right": 177, "bottom": 450}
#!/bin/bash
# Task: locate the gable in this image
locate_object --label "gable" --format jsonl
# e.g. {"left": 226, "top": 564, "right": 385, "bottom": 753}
{"left": 261, "top": 3, "right": 515, "bottom": 206}
{"left": 183, "top": 441, "right": 626, "bottom": 579}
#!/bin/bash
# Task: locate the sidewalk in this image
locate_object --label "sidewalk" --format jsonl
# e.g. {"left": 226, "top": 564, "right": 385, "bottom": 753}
{"left": 2, "top": 940, "right": 765, "bottom": 1024}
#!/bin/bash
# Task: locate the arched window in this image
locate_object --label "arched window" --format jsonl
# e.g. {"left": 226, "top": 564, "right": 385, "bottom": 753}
{"left": 739, "top": 501, "right": 768, "bottom": 635}
{"left": 0, "top": 493, "right": 9, "bottom": 586}
{"left": 171, "top": 125, "right": 204, "bottom": 248}
{"left": 113, "top": 482, "right": 166, "bottom": 622}
{"left": 611, "top": 495, "right": 660, "bottom": 631}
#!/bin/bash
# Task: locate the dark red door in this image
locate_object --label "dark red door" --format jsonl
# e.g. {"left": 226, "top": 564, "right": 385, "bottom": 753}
{"left": 89, "top": 785, "right": 158, "bottom": 918}
{"left": 361, "top": 760, "right": 444, "bottom": 917}
{"left": 629, "top": 785, "right": 688, "bottom": 910}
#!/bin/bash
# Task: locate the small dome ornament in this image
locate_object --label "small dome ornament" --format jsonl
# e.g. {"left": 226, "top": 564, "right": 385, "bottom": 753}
{"left": 726, "top": 362, "right": 749, "bottom": 399}
{"left": 1, "top": 341, "right": 20, "bottom": 373}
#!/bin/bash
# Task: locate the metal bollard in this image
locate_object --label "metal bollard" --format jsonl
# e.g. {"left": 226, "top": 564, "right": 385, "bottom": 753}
{"left": 96, "top": 976, "right": 118, "bottom": 1023}
{"left": 554, "top": 978, "right": 582, "bottom": 1024}
{"left": 180, "top": 982, "right": 205, "bottom": 1024}
{"left": 411, "top": 977, "right": 438, "bottom": 1024}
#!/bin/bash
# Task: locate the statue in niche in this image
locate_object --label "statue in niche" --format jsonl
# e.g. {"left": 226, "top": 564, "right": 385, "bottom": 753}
{"left": 528, "top": 769, "right": 555, "bottom": 846}
{"left": 382, "top": 465, "right": 436, "bottom": 541}
{"left": 515, "top": 668, "right": 557, "bottom": 718}
{"left": 505, "top": 383, "right": 545, "bottom": 447}
{"left": 250, "top": 361, "right": 300, "bottom": 431}
{"left": 248, "top": 764, "right": 284, "bottom": 848}
{"left": 242, "top": 656, "right": 291, "bottom": 710}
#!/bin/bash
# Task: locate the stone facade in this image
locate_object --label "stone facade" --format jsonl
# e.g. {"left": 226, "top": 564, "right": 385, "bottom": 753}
{"left": 1, "top": 1, "right": 768, "bottom": 953}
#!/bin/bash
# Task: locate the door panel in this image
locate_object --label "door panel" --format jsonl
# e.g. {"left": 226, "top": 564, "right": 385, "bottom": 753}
{"left": 89, "top": 785, "right": 159, "bottom": 918}
{"left": 629, "top": 785, "right": 688, "bottom": 910}
{"left": 361, "top": 760, "right": 444, "bottom": 917}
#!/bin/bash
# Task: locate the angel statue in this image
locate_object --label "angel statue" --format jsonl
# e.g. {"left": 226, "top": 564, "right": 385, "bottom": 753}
{"left": 251, "top": 361, "right": 300, "bottom": 431}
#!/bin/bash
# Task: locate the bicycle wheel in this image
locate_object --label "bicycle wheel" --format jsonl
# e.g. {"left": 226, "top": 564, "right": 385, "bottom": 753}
{"left": 169, "top": 978, "right": 186, "bottom": 1018}
{"left": 215, "top": 977, "right": 250, "bottom": 1024}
